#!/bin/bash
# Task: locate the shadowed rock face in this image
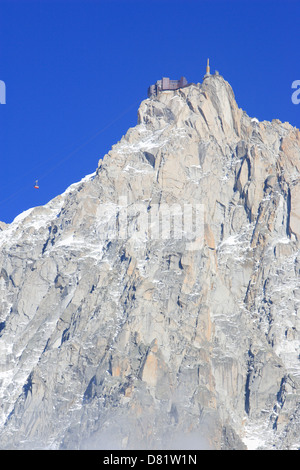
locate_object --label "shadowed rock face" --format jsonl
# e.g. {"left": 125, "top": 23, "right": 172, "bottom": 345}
{"left": 0, "top": 75, "right": 299, "bottom": 450}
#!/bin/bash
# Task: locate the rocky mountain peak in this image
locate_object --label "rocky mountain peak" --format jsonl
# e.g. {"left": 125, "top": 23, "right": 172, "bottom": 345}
{"left": 0, "top": 74, "right": 299, "bottom": 450}
{"left": 137, "top": 74, "right": 242, "bottom": 140}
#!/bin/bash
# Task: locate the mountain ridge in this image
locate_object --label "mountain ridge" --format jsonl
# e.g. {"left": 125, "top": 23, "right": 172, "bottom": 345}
{"left": 0, "top": 74, "right": 299, "bottom": 449}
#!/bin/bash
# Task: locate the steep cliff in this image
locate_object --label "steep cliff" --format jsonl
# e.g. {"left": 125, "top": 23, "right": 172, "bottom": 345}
{"left": 0, "top": 74, "right": 299, "bottom": 449}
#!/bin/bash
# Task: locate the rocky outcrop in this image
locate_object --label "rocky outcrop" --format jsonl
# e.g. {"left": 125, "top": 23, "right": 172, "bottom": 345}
{"left": 0, "top": 74, "right": 299, "bottom": 449}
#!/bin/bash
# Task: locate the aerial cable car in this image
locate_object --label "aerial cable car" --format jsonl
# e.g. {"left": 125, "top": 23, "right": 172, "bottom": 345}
{"left": 34, "top": 180, "right": 39, "bottom": 189}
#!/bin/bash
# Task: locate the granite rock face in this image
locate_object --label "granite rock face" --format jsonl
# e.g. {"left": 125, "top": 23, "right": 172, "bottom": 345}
{"left": 0, "top": 74, "right": 299, "bottom": 449}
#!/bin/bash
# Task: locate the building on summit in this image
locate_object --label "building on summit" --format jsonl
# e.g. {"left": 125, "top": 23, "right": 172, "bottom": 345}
{"left": 148, "top": 60, "right": 220, "bottom": 97}
{"left": 148, "top": 76, "right": 188, "bottom": 98}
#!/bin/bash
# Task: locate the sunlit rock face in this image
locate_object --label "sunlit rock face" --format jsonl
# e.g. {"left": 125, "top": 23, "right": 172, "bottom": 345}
{"left": 0, "top": 74, "right": 299, "bottom": 450}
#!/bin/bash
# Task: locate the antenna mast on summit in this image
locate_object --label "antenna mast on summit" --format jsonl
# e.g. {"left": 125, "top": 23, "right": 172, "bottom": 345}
{"left": 204, "top": 58, "right": 211, "bottom": 79}
{"left": 206, "top": 58, "right": 210, "bottom": 75}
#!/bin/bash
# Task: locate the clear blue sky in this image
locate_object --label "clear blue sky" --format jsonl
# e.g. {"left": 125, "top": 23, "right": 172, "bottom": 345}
{"left": 0, "top": 0, "right": 299, "bottom": 223}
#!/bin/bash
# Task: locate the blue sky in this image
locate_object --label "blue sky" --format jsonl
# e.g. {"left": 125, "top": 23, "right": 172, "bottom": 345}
{"left": 0, "top": 0, "right": 299, "bottom": 223}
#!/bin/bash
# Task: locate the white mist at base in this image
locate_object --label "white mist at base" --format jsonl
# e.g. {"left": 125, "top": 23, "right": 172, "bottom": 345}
{"left": 75, "top": 412, "right": 211, "bottom": 451}
{"left": 79, "top": 429, "right": 210, "bottom": 451}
